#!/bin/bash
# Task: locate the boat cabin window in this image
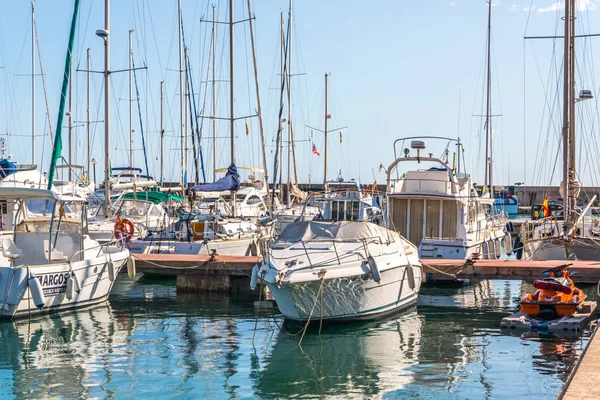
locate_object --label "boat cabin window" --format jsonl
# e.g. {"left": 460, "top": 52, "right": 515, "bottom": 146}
{"left": 246, "top": 195, "right": 262, "bottom": 205}
{"left": 329, "top": 200, "right": 360, "bottom": 221}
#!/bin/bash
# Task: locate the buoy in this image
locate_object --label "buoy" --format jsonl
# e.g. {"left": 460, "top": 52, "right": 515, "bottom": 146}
{"left": 107, "top": 260, "right": 116, "bottom": 282}
{"left": 28, "top": 275, "right": 45, "bottom": 309}
{"left": 406, "top": 265, "right": 416, "bottom": 290}
{"left": 250, "top": 264, "right": 259, "bottom": 290}
{"left": 504, "top": 234, "right": 513, "bottom": 255}
{"left": 5, "top": 266, "right": 28, "bottom": 305}
{"left": 367, "top": 255, "right": 381, "bottom": 283}
{"left": 71, "top": 271, "right": 81, "bottom": 293}
{"left": 127, "top": 256, "right": 136, "bottom": 279}
{"left": 482, "top": 241, "right": 489, "bottom": 260}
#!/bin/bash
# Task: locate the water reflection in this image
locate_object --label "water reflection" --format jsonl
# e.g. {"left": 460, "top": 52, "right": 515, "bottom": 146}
{"left": 0, "top": 303, "right": 135, "bottom": 399}
{"left": 0, "top": 277, "right": 591, "bottom": 399}
{"left": 258, "top": 310, "right": 422, "bottom": 399}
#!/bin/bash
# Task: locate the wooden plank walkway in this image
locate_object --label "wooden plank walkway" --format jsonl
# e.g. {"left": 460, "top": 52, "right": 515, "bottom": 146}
{"left": 421, "top": 259, "right": 600, "bottom": 283}
{"left": 132, "top": 254, "right": 261, "bottom": 276}
{"left": 559, "top": 325, "right": 600, "bottom": 399}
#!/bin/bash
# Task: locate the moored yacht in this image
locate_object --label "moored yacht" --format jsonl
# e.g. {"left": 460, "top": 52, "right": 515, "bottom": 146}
{"left": 385, "top": 137, "right": 508, "bottom": 259}
{"left": 256, "top": 192, "right": 421, "bottom": 322}
{"left": 0, "top": 187, "right": 130, "bottom": 319}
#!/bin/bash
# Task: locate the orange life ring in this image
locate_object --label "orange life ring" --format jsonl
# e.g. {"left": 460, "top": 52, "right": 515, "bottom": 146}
{"left": 114, "top": 217, "right": 135, "bottom": 242}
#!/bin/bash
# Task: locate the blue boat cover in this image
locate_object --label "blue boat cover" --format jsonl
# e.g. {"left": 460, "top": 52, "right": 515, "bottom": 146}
{"left": 191, "top": 163, "right": 240, "bottom": 192}
{"left": 0, "top": 159, "right": 16, "bottom": 179}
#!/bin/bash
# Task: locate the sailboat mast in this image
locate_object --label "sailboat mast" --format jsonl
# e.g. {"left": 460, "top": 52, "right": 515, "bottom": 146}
{"left": 485, "top": 0, "right": 492, "bottom": 196}
{"left": 563, "top": 0, "right": 576, "bottom": 224}
{"left": 286, "top": 0, "right": 293, "bottom": 207}
{"left": 129, "top": 29, "right": 134, "bottom": 170}
{"left": 323, "top": 72, "right": 328, "bottom": 185}
{"left": 229, "top": 0, "right": 235, "bottom": 166}
{"left": 178, "top": 0, "right": 184, "bottom": 187}
{"left": 246, "top": 0, "right": 268, "bottom": 191}
{"left": 86, "top": 48, "right": 91, "bottom": 181}
{"left": 68, "top": 63, "right": 73, "bottom": 181}
{"left": 31, "top": 0, "right": 35, "bottom": 165}
{"left": 211, "top": 5, "right": 217, "bottom": 182}
{"left": 103, "top": 0, "right": 112, "bottom": 215}
{"left": 160, "top": 80, "right": 164, "bottom": 182}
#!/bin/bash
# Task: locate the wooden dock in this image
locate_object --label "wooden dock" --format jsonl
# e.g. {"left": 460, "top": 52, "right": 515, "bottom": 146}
{"left": 130, "top": 253, "right": 600, "bottom": 292}
{"left": 421, "top": 259, "right": 600, "bottom": 283}
{"left": 559, "top": 325, "right": 600, "bottom": 399}
{"left": 132, "top": 254, "right": 260, "bottom": 292}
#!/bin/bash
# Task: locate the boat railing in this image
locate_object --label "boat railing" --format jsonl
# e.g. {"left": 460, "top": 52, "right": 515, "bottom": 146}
{"left": 268, "top": 236, "right": 386, "bottom": 269}
{"left": 68, "top": 238, "right": 125, "bottom": 262}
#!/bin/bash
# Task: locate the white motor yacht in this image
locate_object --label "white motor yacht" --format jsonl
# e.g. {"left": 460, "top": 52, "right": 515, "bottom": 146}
{"left": 385, "top": 137, "right": 508, "bottom": 259}
{"left": 257, "top": 220, "right": 421, "bottom": 322}
{"left": 0, "top": 187, "right": 131, "bottom": 319}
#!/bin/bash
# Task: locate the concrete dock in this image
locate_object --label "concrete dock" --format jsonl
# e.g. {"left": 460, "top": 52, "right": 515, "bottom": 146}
{"left": 559, "top": 325, "right": 600, "bottom": 399}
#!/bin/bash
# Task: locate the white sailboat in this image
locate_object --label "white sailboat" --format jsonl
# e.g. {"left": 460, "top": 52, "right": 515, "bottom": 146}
{"left": 521, "top": 0, "right": 600, "bottom": 260}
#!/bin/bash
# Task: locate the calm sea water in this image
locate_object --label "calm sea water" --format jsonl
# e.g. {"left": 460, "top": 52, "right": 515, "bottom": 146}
{"left": 0, "top": 276, "right": 594, "bottom": 399}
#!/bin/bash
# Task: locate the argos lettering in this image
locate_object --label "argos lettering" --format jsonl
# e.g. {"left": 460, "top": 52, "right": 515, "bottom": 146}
{"left": 39, "top": 272, "right": 70, "bottom": 295}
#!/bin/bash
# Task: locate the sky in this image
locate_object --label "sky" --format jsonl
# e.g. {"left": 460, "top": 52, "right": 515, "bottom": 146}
{"left": 1, "top": 0, "right": 600, "bottom": 189}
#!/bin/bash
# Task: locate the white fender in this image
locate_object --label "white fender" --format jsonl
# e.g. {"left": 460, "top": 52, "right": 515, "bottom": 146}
{"left": 406, "top": 265, "right": 416, "bottom": 290}
{"left": 66, "top": 271, "right": 81, "bottom": 300}
{"left": 66, "top": 276, "right": 74, "bottom": 300}
{"left": 28, "top": 275, "right": 45, "bottom": 309}
{"left": 494, "top": 239, "right": 501, "bottom": 259}
{"left": 127, "top": 256, "right": 136, "bottom": 280}
{"left": 6, "top": 266, "right": 28, "bottom": 305}
{"left": 367, "top": 256, "right": 381, "bottom": 283}
{"left": 250, "top": 264, "right": 259, "bottom": 290}
{"left": 504, "top": 234, "right": 513, "bottom": 256}
{"left": 107, "top": 260, "right": 116, "bottom": 282}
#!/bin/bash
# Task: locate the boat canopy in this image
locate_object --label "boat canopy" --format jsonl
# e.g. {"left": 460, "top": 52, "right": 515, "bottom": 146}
{"left": 279, "top": 221, "right": 398, "bottom": 243}
{"left": 191, "top": 163, "right": 240, "bottom": 192}
{"left": 0, "top": 187, "right": 61, "bottom": 201}
{"left": 119, "top": 191, "right": 184, "bottom": 204}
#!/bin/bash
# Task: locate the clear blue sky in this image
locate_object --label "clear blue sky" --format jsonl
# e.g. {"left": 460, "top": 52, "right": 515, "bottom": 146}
{"left": 1, "top": 0, "right": 599, "bottom": 188}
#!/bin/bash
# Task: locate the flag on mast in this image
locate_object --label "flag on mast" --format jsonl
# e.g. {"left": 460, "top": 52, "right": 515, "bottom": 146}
{"left": 542, "top": 197, "right": 550, "bottom": 217}
{"left": 312, "top": 142, "right": 320, "bottom": 156}
{"left": 339, "top": 131, "right": 342, "bottom": 144}
{"left": 245, "top": 122, "right": 249, "bottom": 135}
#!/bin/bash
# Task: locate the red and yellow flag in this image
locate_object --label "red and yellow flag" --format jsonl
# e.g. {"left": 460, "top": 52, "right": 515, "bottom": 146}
{"left": 542, "top": 198, "right": 549, "bottom": 217}
{"left": 339, "top": 131, "right": 342, "bottom": 144}
{"left": 245, "top": 122, "right": 249, "bottom": 135}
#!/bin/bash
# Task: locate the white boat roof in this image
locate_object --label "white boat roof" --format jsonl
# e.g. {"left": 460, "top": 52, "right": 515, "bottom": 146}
{"left": 0, "top": 187, "right": 61, "bottom": 201}
{"left": 279, "top": 221, "right": 398, "bottom": 242}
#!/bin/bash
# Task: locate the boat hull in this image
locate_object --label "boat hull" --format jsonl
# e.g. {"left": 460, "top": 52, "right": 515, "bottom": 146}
{"left": 0, "top": 250, "right": 129, "bottom": 320}
{"left": 524, "top": 237, "right": 600, "bottom": 261}
{"left": 264, "top": 264, "right": 422, "bottom": 322}
{"left": 126, "top": 237, "right": 259, "bottom": 257}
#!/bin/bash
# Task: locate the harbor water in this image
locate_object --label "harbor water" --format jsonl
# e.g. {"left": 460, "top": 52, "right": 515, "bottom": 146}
{"left": 0, "top": 276, "right": 594, "bottom": 399}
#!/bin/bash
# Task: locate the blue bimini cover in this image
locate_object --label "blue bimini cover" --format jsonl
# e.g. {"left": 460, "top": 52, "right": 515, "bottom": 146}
{"left": 191, "top": 163, "right": 240, "bottom": 192}
{"left": 0, "top": 159, "right": 16, "bottom": 179}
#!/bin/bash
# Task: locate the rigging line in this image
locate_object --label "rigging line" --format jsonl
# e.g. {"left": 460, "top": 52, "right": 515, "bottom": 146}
{"left": 132, "top": 57, "right": 150, "bottom": 178}
{"left": 34, "top": 16, "right": 54, "bottom": 145}
{"left": 271, "top": 16, "right": 290, "bottom": 212}
{"left": 180, "top": 14, "right": 201, "bottom": 185}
